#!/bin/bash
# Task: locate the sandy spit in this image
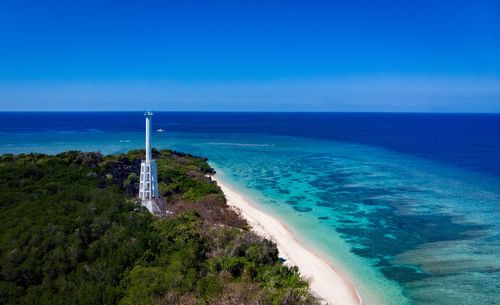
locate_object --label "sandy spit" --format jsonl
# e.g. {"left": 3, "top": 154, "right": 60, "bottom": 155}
{"left": 212, "top": 175, "right": 363, "bottom": 305}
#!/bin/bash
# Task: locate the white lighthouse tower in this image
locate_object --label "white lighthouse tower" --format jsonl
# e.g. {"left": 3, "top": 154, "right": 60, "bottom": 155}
{"left": 139, "top": 111, "right": 160, "bottom": 213}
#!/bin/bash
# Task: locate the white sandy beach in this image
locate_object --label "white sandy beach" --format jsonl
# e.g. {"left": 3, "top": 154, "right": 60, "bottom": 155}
{"left": 212, "top": 175, "right": 363, "bottom": 305}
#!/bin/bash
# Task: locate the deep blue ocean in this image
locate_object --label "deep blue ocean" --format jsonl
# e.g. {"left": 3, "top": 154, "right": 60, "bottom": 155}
{"left": 1, "top": 112, "right": 499, "bottom": 305}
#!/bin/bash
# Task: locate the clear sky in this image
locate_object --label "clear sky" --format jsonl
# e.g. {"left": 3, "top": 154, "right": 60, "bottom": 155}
{"left": 0, "top": 0, "right": 499, "bottom": 112}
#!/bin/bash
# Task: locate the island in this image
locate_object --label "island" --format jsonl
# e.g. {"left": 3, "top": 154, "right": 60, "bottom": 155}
{"left": 0, "top": 149, "right": 320, "bottom": 305}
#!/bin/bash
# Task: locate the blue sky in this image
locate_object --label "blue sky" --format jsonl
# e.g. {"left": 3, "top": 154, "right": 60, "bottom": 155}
{"left": 0, "top": 0, "right": 499, "bottom": 111}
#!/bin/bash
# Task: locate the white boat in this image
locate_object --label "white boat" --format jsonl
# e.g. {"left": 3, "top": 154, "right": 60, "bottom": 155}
{"left": 156, "top": 128, "right": 165, "bottom": 132}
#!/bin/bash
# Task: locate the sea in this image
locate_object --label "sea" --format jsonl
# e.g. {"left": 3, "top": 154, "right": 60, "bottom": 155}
{"left": 1, "top": 112, "right": 499, "bottom": 305}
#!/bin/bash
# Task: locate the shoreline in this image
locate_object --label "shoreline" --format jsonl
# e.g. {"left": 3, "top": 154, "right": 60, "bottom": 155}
{"left": 212, "top": 174, "right": 363, "bottom": 305}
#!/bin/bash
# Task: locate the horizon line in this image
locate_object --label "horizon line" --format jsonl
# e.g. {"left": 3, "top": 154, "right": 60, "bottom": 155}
{"left": 1, "top": 110, "right": 499, "bottom": 115}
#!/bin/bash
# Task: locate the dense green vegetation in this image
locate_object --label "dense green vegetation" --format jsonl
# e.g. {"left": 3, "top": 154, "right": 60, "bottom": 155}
{"left": 0, "top": 150, "right": 318, "bottom": 305}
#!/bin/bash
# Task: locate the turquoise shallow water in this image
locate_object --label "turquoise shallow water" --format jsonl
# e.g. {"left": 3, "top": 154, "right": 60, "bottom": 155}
{"left": 1, "top": 127, "right": 500, "bottom": 305}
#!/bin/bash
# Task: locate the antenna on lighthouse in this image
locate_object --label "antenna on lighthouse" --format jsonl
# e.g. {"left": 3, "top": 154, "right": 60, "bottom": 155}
{"left": 145, "top": 111, "right": 153, "bottom": 163}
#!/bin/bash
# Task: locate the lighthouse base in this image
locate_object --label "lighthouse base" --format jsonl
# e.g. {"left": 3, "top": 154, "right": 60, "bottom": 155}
{"left": 141, "top": 198, "right": 170, "bottom": 217}
{"left": 139, "top": 160, "right": 162, "bottom": 215}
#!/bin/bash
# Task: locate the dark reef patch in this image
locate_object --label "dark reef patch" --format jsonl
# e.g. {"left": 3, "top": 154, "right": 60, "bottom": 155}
{"left": 336, "top": 211, "right": 489, "bottom": 283}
